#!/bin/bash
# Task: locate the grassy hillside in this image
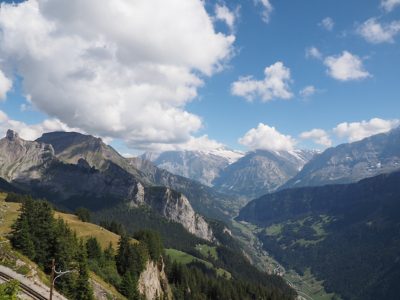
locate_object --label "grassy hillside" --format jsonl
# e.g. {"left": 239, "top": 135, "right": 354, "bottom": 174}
{"left": 0, "top": 192, "right": 136, "bottom": 250}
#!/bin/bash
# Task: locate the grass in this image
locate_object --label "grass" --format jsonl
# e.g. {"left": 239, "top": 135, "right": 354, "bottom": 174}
{"left": 0, "top": 193, "right": 20, "bottom": 235}
{"left": 54, "top": 211, "right": 130, "bottom": 249}
{"left": 195, "top": 244, "right": 218, "bottom": 260}
{"left": 166, "top": 248, "right": 213, "bottom": 267}
{"left": 165, "top": 248, "right": 231, "bottom": 279}
{"left": 265, "top": 224, "right": 283, "bottom": 236}
{"left": 0, "top": 192, "right": 135, "bottom": 250}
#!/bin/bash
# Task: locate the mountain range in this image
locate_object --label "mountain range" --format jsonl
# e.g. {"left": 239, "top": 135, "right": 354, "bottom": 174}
{"left": 212, "top": 149, "right": 317, "bottom": 199}
{"left": 1, "top": 130, "right": 213, "bottom": 241}
{"left": 1, "top": 126, "right": 400, "bottom": 299}
{"left": 143, "top": 148, "right": 317, "bottom": 199}
{"left": 144, "top": 127, "right": 400, "bottom": 200}
{"left": 282, "top": 127, "right": 400, "bottom": 189}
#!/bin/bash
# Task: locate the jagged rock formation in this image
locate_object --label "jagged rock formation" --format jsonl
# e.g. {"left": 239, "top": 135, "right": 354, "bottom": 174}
{"left": 144, "top": 187, "right": 214, "bottom": 240}
{"left": 142, "top": 149, "right": 243, "bottom": 186}
{"left": 37, "top": 131, "right": 145, "bottom": 180}
{"left": 0, "top": 129, "right": 54, "bottom": 181}
{"left": 138, "top": 260, "right": 172, "bottom": 300}
{"left": 212, "top": 149, "right": 317, "bottom": 199}
{"left": 0, "top": 130, "right": 214, "bottom": 241}
{"left": 282, "top": 127, "right": 400, "bottom": 189}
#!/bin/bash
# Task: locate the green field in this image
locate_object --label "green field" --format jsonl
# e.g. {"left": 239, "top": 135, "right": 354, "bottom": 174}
{"left": 195, "top": 244, "right": 218, "bottom": 260}
{"left": 165, "top": 248, "right": 231, "bottom": 279}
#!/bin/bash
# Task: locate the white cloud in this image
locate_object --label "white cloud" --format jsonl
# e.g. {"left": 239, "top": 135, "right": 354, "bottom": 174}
{"left": 324, "top": 51, "right": 370, "bottom": 81}
{"left": 300, "top": 129, "right": 332, "bottom": 147}
{"left": 0, "top": 0, "right": 234, "bottom": 150}
{"left": 381, "top": 0, "right": 400, "bottom": 12}
{"left": 299, "top": 85, "right": 317, "bottom": 98}
{"left": 0, "top": 69, "right": 12, "bottom": 101}
{"left": 256, "top": 0, "right": 273, "bottom": 23}
{"left": 320, "top": 17, "right": 334, "bottom": 31}
{"left": 357, "top": 18, "right": 400, "bottom": 44}
{"left": 231, "top": 62, "right": 293, "bottom": 102}
{"left": 0, "top": 110, "right": 82, "bottom": 141}
{"left": 136, "top": 134, "right": 226, "bottom": 152}
{"left": 306, "top": 47, "right": 323, "bottom": 60}
{"left": 214, "top": 4, "right": 237, "bottom": 32}
{"left": 333, "top": 118, "right": 400, "bottom": 142}
{"left": 239, "top": 123, "right": 296, "bottom": 151}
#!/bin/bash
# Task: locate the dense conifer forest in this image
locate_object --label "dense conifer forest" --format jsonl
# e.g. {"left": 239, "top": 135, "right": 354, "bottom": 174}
{"left": 5, "top": 192, "right": 296, "bottom": 299}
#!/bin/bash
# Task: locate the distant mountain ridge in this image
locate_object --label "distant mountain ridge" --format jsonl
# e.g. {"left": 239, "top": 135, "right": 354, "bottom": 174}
{"left": 282, "top": 127, "right": 400, "bottom": 189}
{"left": 143, "top": 148, "right": 317, "bottom": 199}
{"left": 212, "top": 149, "right": 317, "bottom": 198}
{"left": 141, "top": 149, "right": 243, "bottom": 186}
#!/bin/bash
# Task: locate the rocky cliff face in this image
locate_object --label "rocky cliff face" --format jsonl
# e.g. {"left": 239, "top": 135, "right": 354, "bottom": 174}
{"left": 0, "top": 130, "right": 55, "bottom": 181}
{"left": 212, "top": 149, "right": 317, "bottom": 199}
{"left": 282, "top": 127, "right": 400, "bottom": 189}
{"left": 138, "top": 260, "right": 172, "bottom": 300}
{"left": 144, "top": 187, "right": 214, "bottom": 241}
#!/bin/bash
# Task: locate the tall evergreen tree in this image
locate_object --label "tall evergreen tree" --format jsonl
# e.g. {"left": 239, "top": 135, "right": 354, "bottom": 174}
{"left": 75, "top": 241, "right": 93, "bottom": 300}
{"left": 86, "top": 237, "right": 102, "bottom": 261}
{"left": 10, "top": 216, "right": 35, "bottom": 258}
{"left": 120, "top": 272, "right": 139, "bottom": 300}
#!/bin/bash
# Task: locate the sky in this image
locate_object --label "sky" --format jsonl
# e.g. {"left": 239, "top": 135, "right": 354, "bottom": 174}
{"left": 0, "top": 0, "right": 399, "bottom": 156}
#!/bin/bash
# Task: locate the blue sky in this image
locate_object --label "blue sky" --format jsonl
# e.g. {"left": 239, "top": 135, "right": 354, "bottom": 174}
{"left": 0, "top": 0, "right": 399, "bottom": 155}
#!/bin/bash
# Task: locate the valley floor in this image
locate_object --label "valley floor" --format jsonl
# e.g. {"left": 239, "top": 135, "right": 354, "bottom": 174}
{"left": 231, "top": 220, "right": 340, "bottom": 300}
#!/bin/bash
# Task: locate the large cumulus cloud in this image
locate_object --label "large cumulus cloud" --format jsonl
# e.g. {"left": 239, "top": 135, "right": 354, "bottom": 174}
{"left": 0, "top": 0, "right": 234, "bottom": 150}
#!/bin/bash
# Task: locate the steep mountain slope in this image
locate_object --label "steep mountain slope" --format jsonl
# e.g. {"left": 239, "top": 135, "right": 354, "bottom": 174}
{"left": 38, "top": 132, "right": 242, "bottom": 219}
{"left": 237, "top": 171, "right": 400, "bottom": 300}
{"left": 282, "top": 127, "right": 400, "bottom": 189}
{"left": 0, "top": 131, "right": 213, "bottom": 240}
{"left": 142, "top": 149, "right": 243, "bottom": 186}
{"left": 212, "top": 149, "right": 317, "bottom": 199}
{"left": 0, "top": 193, "right": 170, "bottom": 300}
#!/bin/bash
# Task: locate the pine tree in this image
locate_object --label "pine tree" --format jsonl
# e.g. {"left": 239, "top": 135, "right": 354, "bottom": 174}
{"left": 86, "top": 237, "right": 102, "bottom": 261}
{"left": 75, "top": 241, "right": 93, "bottom": 300}
{"left": 120, "top": 272, "right": 139, "bottom": 300}
{"left": 116, "top": 234, "right": 131, "bottom": 275}
{"left": 10, "top": 216, "right": 35, "bottom": 259}
{"left": 104, "top": 242, "right": 115, "bottom": 261}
